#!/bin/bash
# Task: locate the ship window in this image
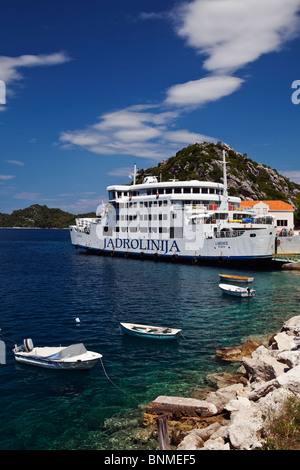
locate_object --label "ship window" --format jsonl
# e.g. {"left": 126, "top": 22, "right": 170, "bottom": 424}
{"left": 103, "top": 227, "right": 112, "bottom": 236}
{"left": 166, "top": 188, "right": 172, "bottom": 194}
{"left": 183, "top": 187, "right": 191, "bottom": 193}
{"left": 277, "top": 220, "right": 288, "bottom": 226}
{"left": 202, "top": 188, "right": 208, "bottom": 194}
{"left": 174, "top": 187, "right": 181, "bottom": 193}
{"left": 250, "top": 233, "right": 256, "bottom": 237}
{"left": 192, "top": 187, "right": 200, "bottom": 193}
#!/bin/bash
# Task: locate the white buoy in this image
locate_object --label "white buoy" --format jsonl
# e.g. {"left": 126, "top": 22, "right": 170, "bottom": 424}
{"left": 75, "top": 317, "right": 80, "bottom": 323}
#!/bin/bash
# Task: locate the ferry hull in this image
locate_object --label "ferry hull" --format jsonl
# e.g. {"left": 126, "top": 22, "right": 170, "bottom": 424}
{"left": 70, "top": 225, "right": 276, "bottom": 267}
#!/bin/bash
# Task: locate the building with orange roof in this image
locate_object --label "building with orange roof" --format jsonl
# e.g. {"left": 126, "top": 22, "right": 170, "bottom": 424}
{"left": 239, "top": 200, "right": 294, "bottom": 231}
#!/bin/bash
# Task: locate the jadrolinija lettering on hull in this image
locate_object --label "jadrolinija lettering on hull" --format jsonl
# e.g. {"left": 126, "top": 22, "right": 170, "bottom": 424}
{"left": 103, "top": 238, "right": 180, "bottom": 254}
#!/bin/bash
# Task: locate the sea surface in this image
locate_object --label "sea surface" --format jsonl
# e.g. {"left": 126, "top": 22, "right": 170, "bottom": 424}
{"left": 0, "top": 228, "right": 299, "bottom": 450}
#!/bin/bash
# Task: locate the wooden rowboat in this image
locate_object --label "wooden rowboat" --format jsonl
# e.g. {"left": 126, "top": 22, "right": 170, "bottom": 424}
{"left": 120, "top": 323, "right": 182, "bottom": 340}
{"left": 219, "top": 274, "right": 254, "bottom": 283}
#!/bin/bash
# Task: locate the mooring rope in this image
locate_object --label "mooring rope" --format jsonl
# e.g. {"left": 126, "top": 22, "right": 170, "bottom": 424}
{"left": 0, "top": 330, "right": 17, "bottom": 346}
{"left": 99, "top": 357, "right": 139, "bottom": 404}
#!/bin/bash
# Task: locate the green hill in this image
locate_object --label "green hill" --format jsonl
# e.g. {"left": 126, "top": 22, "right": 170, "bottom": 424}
{"left": 135, "top": 142, "right": 300, "bottom": 227}
{"left": 0, "top": 204, "right": 96, "bottom": 228}
{"left": 2, "top": 142, "right": 300, "bottom": 228}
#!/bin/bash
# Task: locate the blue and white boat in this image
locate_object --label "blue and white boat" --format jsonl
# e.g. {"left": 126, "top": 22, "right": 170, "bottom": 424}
{"left": 120, "top": 323, "right": 182, "bottom": 340}
{"left": 13, "top": 339, "right": 102, "bottom": 370}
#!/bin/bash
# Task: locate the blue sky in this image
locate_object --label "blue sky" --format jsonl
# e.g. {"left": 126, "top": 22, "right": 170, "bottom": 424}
{"left": 1, "top": 0, "right": 300, "bottom": 214}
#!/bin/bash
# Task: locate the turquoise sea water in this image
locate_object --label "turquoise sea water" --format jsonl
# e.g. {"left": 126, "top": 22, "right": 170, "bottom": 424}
{"left": 0, "top": 228, "right": 299, "bottom": 450}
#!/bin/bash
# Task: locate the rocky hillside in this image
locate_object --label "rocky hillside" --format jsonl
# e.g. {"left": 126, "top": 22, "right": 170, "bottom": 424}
{"left": 136, "top": 142, "right": 300, "bottom": 226}
{"left": 0, "top": 204, "right": 96, "bottom": 228}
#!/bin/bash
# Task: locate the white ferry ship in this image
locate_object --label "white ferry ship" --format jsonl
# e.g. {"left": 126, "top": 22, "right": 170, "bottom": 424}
{"left": 70, "top": 152, "right": 277, "bottom": 265}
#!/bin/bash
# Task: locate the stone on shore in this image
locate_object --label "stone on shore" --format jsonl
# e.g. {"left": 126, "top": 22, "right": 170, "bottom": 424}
{"left": 216, "top": 339, "right": 262, "bottom": 362}
{"left": 282, "top": 261, "right": 300, "bottom": 270}
{"left": 146, "top": 396, "right": 218, "bottom": 418}
{"left": 142, "top": 315, "right": 300, "bottom": 451}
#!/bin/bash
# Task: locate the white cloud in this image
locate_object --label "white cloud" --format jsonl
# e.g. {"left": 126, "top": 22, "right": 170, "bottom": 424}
{"left": 163, "top": 129, "right": 217, "bottom": 143}
{"left": 0, "top": 52, "right": 71, "bottom": 96}
{"left": 165, "top": 75, "right": 244, "bottom": 107}
{"left": 176, "top": 0, "right": 300, "bottom": 74}
{"left": 59, "top": 105, "right": 217, "bottom": 159}
{"left": 60, "top": 197, "right": 104, "bottom": 213}
{"left": 107, "top": 167, "right": 135, "bottom": 177}
{"left": 5, "top": 159, "right": 24, "bottom": 166}
{"left": 281, "top": 170, "right": 300, "bottom": 184}
{"left": 14, "top": 191, "right": 39, "bottom": 200}
{"left": 60, "top": 0, "right": 300, "bottom": 161}
{"left": 0, "top": 174, "right": 15, "bottom": 180}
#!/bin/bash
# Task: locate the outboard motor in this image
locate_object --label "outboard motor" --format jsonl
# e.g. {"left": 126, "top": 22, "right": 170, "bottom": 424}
{"left": 23, "top": 338, "right": 34, "bottom": 352}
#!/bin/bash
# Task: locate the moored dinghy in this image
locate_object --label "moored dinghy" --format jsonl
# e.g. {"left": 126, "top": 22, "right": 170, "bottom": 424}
{"left": 120, "top": 323, "right": 182, "bottom": 340}
{"left": 219, "top": 274, "right": 254, "bottom": 283}
{"left": 219, "top": 283, "right": 255, "bottom": 297}
{"left": 13, "top": 339, "right": 102, "bottom": 370}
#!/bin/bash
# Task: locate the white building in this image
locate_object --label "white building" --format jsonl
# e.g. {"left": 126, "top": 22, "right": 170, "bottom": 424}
{"left": 240, "top": 200, "right": 294, "bottom": 232}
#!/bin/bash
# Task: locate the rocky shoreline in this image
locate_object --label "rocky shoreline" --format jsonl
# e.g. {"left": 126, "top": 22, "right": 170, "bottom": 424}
{"left": 143, "top": 315, "right": 300, "bottom": 450}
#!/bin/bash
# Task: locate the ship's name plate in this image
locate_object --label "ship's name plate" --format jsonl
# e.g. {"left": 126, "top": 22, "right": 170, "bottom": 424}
{"left": 104, "top": 237, "right": 180, "bottom": 254}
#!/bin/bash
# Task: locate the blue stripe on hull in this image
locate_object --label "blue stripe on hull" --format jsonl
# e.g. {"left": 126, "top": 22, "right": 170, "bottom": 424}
{"left": 73, "top": 243, "right": 272, "bottom": 262}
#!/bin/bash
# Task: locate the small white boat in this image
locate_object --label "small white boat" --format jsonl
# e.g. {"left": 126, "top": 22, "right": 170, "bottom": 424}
{"left": 13, "top": 339, "right": 102, "bottom": 370}
{"left": 219, "top": 274, "right": 254, "bottom": 283}
{"left": 219, "top": 283, "right": 255, "bottom": 297}
{"left": 120, "top": 323, "right": 182, "bottom": 340}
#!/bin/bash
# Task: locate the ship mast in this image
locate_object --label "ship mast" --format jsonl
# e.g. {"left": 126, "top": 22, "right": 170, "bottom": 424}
{"left": 219, "top": 150, "right": 229, "bottom": 211}
{"left": 129, "top": 163, "right": 137, "bottom": 185}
